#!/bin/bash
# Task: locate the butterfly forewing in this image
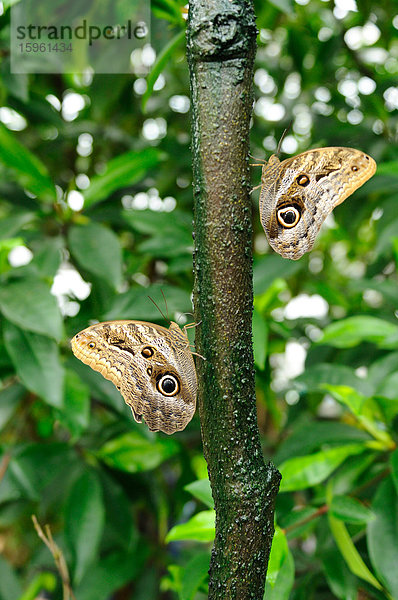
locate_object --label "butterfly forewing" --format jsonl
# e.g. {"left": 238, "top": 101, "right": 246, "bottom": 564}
{"left": 259, "top": 147, "right": 376, "bottom": 260}
{"left": 71, "top": 320, "right": 197, "bottom": 435}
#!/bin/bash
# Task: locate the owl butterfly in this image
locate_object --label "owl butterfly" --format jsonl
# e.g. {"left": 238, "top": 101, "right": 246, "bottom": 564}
{"left": 258, "top": 147, "right": 377, "bottom": 260}
{"left": 71, "top": 320, "right": 197, "bottom": 435}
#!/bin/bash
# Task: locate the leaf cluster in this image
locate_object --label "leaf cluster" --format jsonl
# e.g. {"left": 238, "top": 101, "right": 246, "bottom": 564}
{"left": 0, "top": 1, "right": 397, "bottom": 599}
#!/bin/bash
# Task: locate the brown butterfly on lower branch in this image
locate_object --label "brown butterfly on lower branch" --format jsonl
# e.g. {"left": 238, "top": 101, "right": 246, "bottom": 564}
{"left": 256, "top": 147, "right": 377, "bottom": 260}
{"left": 71, "top": 319, "right": 197, "bottom": 435}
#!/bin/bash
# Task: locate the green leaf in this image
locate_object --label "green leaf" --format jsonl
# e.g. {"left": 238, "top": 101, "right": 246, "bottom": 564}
{"left": 142, "top": 30, "right": 186, "bottom": 111}
{"left": 322, "top": 385, "right": 394, "bottom": 446}
{"left": 322, "top": 548, "right": 358, "bottom": 600}
{"left": 68, "top": 222, "right": 122, "bottom": 289}
{"left": 0, "top": 124, "right": 56, "bottom": 201}
{"left": 0, "top": 557, "right": 22, "bottom": 600}
{"left": 166, "top": 510, "right": 215, "bottom": 543}
{"left": 184, "top": 479, "right": 213, "bottom": 509}
{"left": 267, "top": 0, "right": 294, "bottom": 15}
{"left": 319, "top": 316, "right": 398, "bottom": 349}
{"left": 266, "top": 526, "right": 289, "bottom": 588}
{"left": 123, "top": 208, "right": 193, "bottom": 258}
{"left": 373, "top": 160, "right": 398, "bottom": 177}
{"left": 123, "top": 208, "right": 191, "bottom": 236}
{"left": 282, "top": 507, "right": 320, "bottom": 540}
{"left": 279, "top": 443, "right": 367, "bottom": 492}
{"left": 17, "top": 573, "right": 57, "bottom": 600}
{"left": 151, "top": 0, "right": 185, "bottom": 24}
{"left": 330, "top": 453, "right": 377, "bottom": 498}
{"left": 181, "top": 551, "right": 210, "bottom": 600}
{"left": 31, "top": 237, "right": 63, "bottom": 278}
{"left": 0, "top": 278, "right": 63, "bottom": 340}
{"left": 0, "top": 383, "right": 25, "bottom": 430}
{"left": 5, "top": 443, "right": 74, "bottom": 502}
{"left": 75, "top": 550, "right": 148, "bottom": 600}
{"left": 264, "top": 551, "right": 294, "bottom": 600}
{"left": 368, "top": 477, "right": 398, "bottom": 596}
{"left": 322, "top": 385, "right": 366, "bottom": 417}
{"left": 294, "top": 363, "right": 371, "bottom": 396}
{"left": 82, "top": 148, "right": 164, "bottom": 208}
{"left": 59, "top": 370, "right": 90, "bottom": 438}
{"left": 104, "top": 283, "right": 191, "bottom": 321}
{"left": 330, "top": 495, "right": 374, "bottom": 524}
{"left": 264, "top": 529, "right": 294, "bottom": 600}
{"left": 253, "top": 254, "right": 302, "bottom": 295}
{"left": 3, "top": 321, "right": 64, "bottom": 408}
{"left": 65, "top": 470, "right": 105, "bottom": 585}
{"left": 329, "top": 513, "right": 382, "bottom": 592}
{"left": 253, "top": 308, "right": 268, "bottom": 370}
{"left": 0, "top": 210, "right": 35, "bottom": 240}
{"left": 368, "top": 352, "right": 398, "bottom": 391}
{"left": 377, "top": 371, "right": 398, "bottom": 400}
{"left": 98, "top": 431, "right": 179, "bottom": 473}
{"left": 274, "top": 421, "right": 370, "bottom": 465}
{"left": 390, "top": 449, "right": 398, "bottom": 495}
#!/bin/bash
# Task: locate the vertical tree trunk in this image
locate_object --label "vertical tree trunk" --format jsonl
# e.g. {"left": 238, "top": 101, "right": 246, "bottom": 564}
{"left": 187, "top": 1, "right": 281, "bottom": 599}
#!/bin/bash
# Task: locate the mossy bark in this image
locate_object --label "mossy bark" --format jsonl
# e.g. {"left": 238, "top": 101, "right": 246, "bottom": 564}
{"left": 187, "top": 1, "right": 281, "bottom": 598}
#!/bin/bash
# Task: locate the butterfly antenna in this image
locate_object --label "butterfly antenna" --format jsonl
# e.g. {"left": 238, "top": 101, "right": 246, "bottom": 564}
{"left": 276, "top": 119, "right": 293, "bottom": 157}
{"left": 148, "top": 295, "right": 169, "bottom": 323}
{"left": 249, "top": 152, "right": 266, "bottom": 164}
{"left": 161, "top": 289, "right": 171, "bottom": 322}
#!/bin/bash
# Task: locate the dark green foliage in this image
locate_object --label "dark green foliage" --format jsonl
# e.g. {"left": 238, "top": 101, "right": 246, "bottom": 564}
{"left": 0, "top": 0, "right": 397, "bottom": 599}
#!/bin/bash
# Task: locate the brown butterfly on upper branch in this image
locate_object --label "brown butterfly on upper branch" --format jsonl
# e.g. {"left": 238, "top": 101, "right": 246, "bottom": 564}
{"left": 255, "top": 146, "right": 376, "bottom": 260}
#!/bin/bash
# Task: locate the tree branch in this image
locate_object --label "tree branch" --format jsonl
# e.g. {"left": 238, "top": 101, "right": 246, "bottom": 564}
{"left": 187, "top": 1, "right": 281, "bottom": 597}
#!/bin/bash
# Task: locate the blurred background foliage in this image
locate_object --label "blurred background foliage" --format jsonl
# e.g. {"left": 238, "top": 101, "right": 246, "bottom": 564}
{"left": 0, "top": 0, "right": 397, "bottom": 598}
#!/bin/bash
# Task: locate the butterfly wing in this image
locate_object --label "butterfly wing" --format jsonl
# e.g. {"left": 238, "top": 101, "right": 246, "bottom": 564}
{"left": 71, "top": 320, "right": 197, "bottom": 435}
{"left": 259, "top": 147, "right": 376, "bottom": 260}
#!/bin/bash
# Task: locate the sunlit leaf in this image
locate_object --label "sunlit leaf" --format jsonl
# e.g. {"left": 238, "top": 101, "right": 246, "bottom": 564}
{"left": 166, "top": 510, "right": 215, "bottom": 543}
{"left": 279, "top": 444, "right": 367, "bottom": 492}
{"left": 266, "top": 527, "right": 289, "bottom": 588}
{"left": 264, "top": 528, "right": 294, "bottom": 600}
{"left": 319, "top": 316, "right": 398, "bottom": 349}
{"left": 184, "top": 478, "right": 213, "bottom": 508}
{"left": 329, "top": 514, "right": 382, "bottom": 591}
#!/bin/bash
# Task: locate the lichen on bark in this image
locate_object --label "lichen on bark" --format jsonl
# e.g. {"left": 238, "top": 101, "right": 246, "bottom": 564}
{"left": 187, "top": 1, "right": 281, "bottom": 598}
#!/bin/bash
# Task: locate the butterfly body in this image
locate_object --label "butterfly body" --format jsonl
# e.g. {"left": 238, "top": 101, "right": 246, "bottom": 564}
{"left": 259, "top": 147, "right": 377, "bottom": 260}
{"left": 71, "top": 320, "right": 197, "bottom": 435}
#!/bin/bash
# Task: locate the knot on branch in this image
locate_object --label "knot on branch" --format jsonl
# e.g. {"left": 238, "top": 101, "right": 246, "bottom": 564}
{"left": 187, "top": 4, "right": 257, "bottom": 61}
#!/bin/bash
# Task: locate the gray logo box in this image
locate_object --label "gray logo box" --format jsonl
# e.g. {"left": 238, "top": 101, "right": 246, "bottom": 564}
{"left": 11, "top": 0, "right": 150, "bottom": 74}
